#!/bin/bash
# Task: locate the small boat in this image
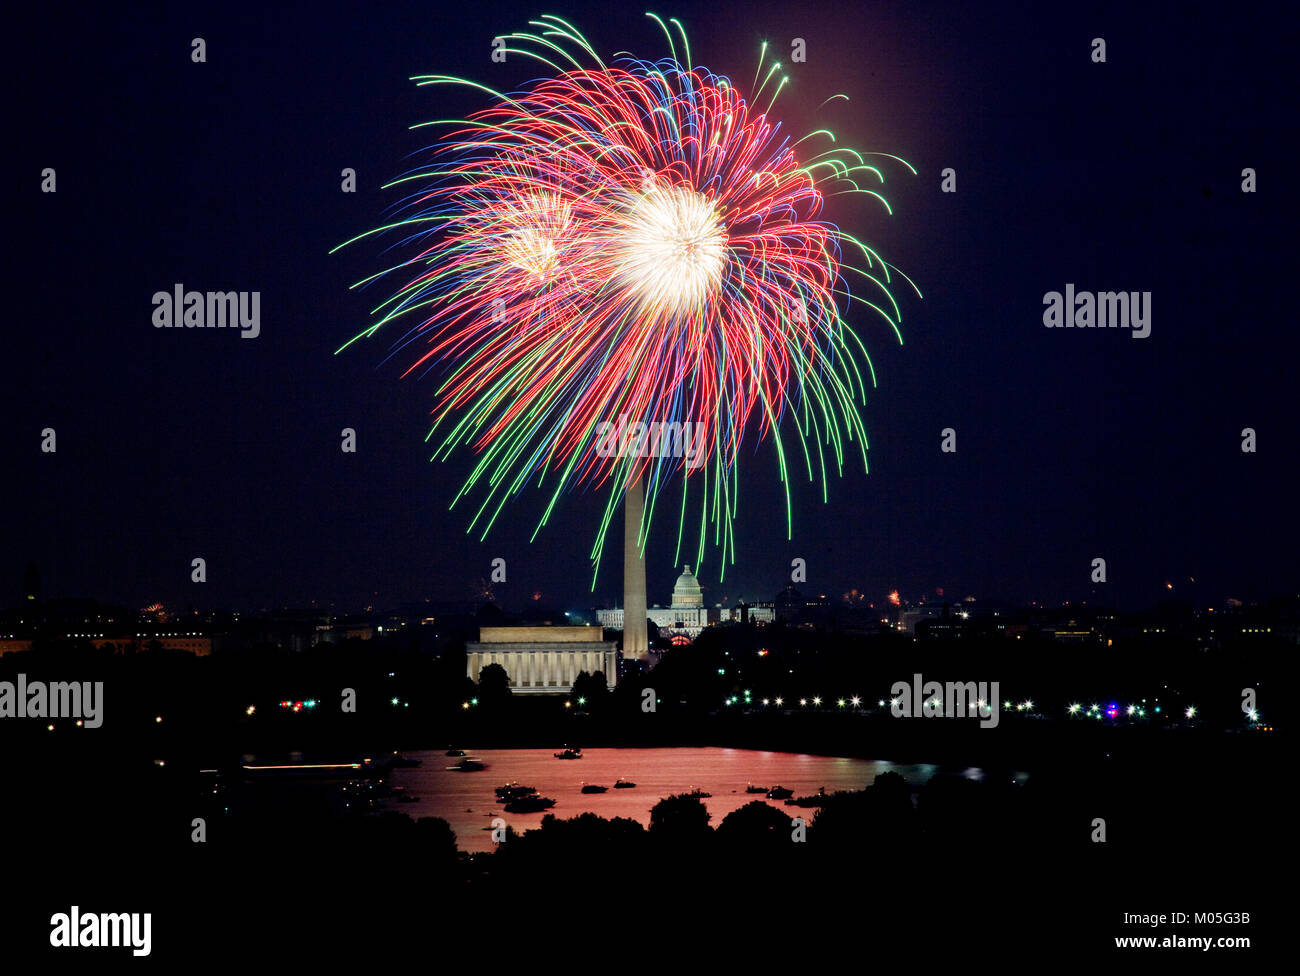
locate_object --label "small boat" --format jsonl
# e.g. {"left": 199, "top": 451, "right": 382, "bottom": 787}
{"left": 766, "top": 786, "right": 793, "bottom": 800}
{"left": 445, "top": 749, "right": 466, "bottom": 757}
{"left": 447, "top": 757, "right": 486, "bottom": 772}
{"left": 745, "top": 783, "right": 768, "bottom": 794}
{"left": 495, "top": 783, "right": 538, "bottom": 801}
{"left": 581, "top": 784, "right": 608, "bottom": 794}
{"left": 553, "top": 748, "right": 582, "bottom": 759}
{"left": 388, "top": 752, "right": 421, "bottom": 768}
{"left": 613, "top": 778, "right": 636, "bottom": 789}
{"left": 681, "top": 787, "right": 711, "bottom": 799}
{"left": 397, "top": 794, "right": 419, "bottom": 803}
{"left": 503, "top": 795, "right": 557, "bottom": 813}
{"left": 241, "top": 761, "right": 375, "bottom": 780}
{"left": 783, "top": 794, "right": 827, "bottom": 808}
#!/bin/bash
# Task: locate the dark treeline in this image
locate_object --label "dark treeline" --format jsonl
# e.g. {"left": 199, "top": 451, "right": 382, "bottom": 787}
{"left": 0, "top": 617, "right": 1288, "bottom": 760}
{"left": 9, "top": 751, "right": 1283, "bottom": 959}
{"left": 3, "top": 619, "right": 1286, "bottom": 958}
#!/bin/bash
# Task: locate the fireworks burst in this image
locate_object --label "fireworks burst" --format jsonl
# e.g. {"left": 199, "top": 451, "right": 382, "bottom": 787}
{"left": 335, "top": 14, "right": 918, "bottom": 584}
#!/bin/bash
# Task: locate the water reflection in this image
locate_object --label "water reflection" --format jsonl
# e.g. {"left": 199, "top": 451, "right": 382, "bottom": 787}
{"left": 382, "top": 747, "right": 1028, "bottom": 851}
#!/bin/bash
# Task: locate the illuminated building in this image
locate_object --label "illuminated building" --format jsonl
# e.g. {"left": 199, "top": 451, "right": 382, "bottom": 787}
{"left": 465, "top": 625, "right": 618, "bottom": 695}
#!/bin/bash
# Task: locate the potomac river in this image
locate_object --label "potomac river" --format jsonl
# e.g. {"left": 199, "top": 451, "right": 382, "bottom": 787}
{"left": 382, "top": 746, "right": 1029, "bottom": 852}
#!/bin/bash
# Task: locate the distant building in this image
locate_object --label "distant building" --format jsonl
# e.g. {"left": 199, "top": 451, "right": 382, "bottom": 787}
{"left": 0, "top": 634, "right": 211, "bottom": 656}
{"left": 720, "top": 603, "right": 775, "bottom": 625}
{"left": 465, "top": 625, "right": 618, "bottom": 695}
{"left": 128, "top": 634, "right": 212, "bottom": 655}
{"left": 900, "top": 605, "right": 945, "bottom": 634}
{"left": 772, "top": 585, "right": 831, "bottom": 626}
{"left": 598, "top": 565, "right": 719, "bottom": 638}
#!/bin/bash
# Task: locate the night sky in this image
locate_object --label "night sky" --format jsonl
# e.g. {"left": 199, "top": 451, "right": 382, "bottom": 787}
{"left": 8, "top": 0, "right": 1295, "bottom": 614}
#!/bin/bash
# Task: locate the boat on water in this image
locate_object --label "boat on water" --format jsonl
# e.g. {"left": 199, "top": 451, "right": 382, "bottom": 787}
{"left": 745, "top": 783, "right": 768, "bottom": 794}
{"left": 503, "top": 795, "right": 557, "bottom": 813}
{"left": 387, "top": 752, "right": 421, "bottom": 768}
{"left": 766, "top": 786, "right": 794, "bottom": 800}
{"left": 397, "top": 794, "right": 419, "bottom": 803}
{"left": 445, "top": 748, "right": 466, "bottom": 757}
{"left": 241, "top": 760, "right": 378, "bottom": 780}
{"left": 553, "top": 748, "right": 582, "bottom": 759}
{"left": 784, "top": 794, "right": 827, "bottom": 808}
{"left": 613, "top": 778, "right": 636, "bottom": 789}
{"left": 680, "top": 787, "right": 712, "bottom": 799}
{"left": 495, "top": 783, "right": 539, "bottom": 801}
{"left": 447, "top": 757, "right": 486, "bottom": 771}
{"left": 581, "top": 784, "right": 608, "bottom": 794}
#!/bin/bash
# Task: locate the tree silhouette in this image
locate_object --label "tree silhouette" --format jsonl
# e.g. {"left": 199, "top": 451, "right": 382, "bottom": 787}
{"left": 649, "top": 793, "right": 711, "bottom": 839}
{"left": 570, "top": 669, "right": 609, "bottom": 709}
{"left": 717, "top": 800, "right": 792, "bottom": 845}
{"left": 477, "top": 662, "right": 511, "bottom": 704}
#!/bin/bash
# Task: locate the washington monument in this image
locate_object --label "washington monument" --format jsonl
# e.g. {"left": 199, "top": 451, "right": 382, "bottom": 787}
{"left": 622, "top": 477, "right": 649, "bottom": 658}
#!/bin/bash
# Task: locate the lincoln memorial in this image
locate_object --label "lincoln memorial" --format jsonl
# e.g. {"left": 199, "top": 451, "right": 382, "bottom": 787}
{"left": 465, "top": 625, "right": 619, "bottom": 695}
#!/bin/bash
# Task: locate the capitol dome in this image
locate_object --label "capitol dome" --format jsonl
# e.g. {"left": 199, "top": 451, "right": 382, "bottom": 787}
{"left": 671, "top": 565, "right": 704, "bottom": 608}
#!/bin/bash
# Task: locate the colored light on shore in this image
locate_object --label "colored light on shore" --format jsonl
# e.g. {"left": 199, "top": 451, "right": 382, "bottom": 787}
{"left": 1068, "top": 703, "right": 1081, "bottom": 714}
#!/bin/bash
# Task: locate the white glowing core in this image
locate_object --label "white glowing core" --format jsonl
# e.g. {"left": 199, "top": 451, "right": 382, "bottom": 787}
{"left": 615, "top": 184, "right": 727, "bottom": 316}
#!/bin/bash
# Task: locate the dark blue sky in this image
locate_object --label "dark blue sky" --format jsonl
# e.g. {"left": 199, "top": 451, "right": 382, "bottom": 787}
{"left": 7, "top": 0, "right": 1296, "bottom": 614}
